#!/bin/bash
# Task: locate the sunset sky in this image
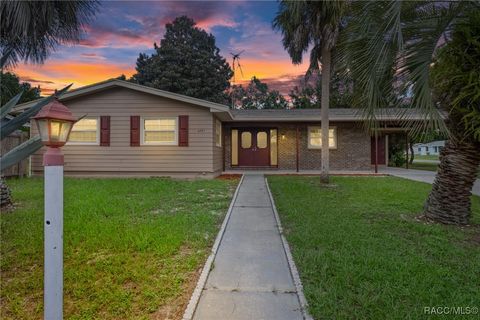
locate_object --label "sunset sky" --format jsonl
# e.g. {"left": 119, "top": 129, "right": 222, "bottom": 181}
{"left": 13, "top": 0, "right": 310, "bottom": 96}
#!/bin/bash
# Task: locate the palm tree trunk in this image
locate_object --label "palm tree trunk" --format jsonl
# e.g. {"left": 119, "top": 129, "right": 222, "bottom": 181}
{"left": 1, "top": 176, "right": 12, "bottom": 210}
{"left": 424, "top": 139, "right": 480, "bottom": 225}
{"left": 320, "top": 46, "right": 331, "bottom": 184}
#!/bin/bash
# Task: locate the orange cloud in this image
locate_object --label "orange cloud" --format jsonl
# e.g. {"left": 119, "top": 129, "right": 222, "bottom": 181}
{"left": 14, "top": 60, "right": 135, "bottom": 95}
{"left": 232, "top": 58, "right": 309, "bottom": 85}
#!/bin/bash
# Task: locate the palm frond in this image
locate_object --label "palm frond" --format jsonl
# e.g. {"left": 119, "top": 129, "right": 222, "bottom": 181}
{"left": 0, "top": 1, "right": 99, "bottom": 66}
{"left": 0, "top": 136, "right": 42, "bottom": 171}
{"left": 0, "top": 92, "right": 23, "bottom": 118}
{"left": 1, "top": 84, "right": 72, "bottom": 139}
{"left": 338, "top": 0, "right": 407, "bottom": 130}
{"left": 397, "top": 1, "right": 468, "bottom": 137}
{"left": 338, "top": 0, "right": 474, "bottom": 138}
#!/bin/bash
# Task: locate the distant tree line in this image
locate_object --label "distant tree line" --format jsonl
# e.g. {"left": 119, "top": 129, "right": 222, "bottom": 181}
{"left": 0, "top": 71, "right": 41, "bottom": 106}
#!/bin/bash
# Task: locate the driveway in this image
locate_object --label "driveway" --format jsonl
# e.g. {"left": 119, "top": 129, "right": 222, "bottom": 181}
{"left": 381, "top": 167, "right": 480, "bottom": 196}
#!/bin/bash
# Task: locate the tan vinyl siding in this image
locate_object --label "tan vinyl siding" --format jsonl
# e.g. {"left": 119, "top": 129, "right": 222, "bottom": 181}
{"left": 31, "top": 87, "right": 217, "bottom": 177}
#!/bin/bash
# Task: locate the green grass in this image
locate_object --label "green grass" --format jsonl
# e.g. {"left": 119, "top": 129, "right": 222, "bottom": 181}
{"left": 405, "top": 162, "right": 480, "bottom": 178}
{"left": 268, "top": 176, "right": 480, "bottom": 320}
{"left": 1, "top": 177, "right": 238, "bottom": 320}
{"left": 414, "top": 154, "right": 439, "bottom": 161}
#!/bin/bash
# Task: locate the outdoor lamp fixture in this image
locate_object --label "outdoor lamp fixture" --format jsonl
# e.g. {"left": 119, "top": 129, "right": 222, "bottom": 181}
{"left": 33, "top": 99, "right": 76, "bottom": 152}
{"left": 32, "top": 99, "right": 76, "bottom": 320}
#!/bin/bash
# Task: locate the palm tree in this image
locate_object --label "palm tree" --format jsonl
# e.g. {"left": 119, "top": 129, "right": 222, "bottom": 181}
{"left": 339, "top": 1, "right": 480, "bottom": 224}
{"left": 425, "top": 11, "right": 480, "bottom": 224}
{"left": 0, "top": 0, "right": 98, "bottom": 66}
{"left": 273, "top": 0, "right": 348, "bottom": 183}
{"left": 0, "top": 0, "right": 98, "bottom": 208}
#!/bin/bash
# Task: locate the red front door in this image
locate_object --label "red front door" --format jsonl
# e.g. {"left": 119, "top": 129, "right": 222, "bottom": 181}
{"left": 238, "top": 129, "right": 270, "bottom": 167}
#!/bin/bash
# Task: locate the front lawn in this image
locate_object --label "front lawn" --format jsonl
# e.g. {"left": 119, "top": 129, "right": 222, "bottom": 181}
{"left": 268, "top": 176, "right": 480, "bottom": 320}
{"left": 413, "top": 154, "right": 439, "bottom": 161}
{"left": 1, "top": 177, "right": 238, "bottom": 319}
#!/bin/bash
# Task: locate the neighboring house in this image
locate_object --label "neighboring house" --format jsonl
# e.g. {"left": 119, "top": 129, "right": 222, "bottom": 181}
{"left": 15, "top": 79, "right": 428, "bottom": 178}
{"left": 413, "top": 141, "right": 445, "bottom": 156}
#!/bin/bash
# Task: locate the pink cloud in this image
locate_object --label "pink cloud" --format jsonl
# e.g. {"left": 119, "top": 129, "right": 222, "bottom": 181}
{"left": 77, "top": 1, "right": 243, "bottom": 49}
{"left": 78, "top": 25, "right": 153, "bottom": 48}
{"left": 79, "top": 53, "right": 106, "bottom": 60}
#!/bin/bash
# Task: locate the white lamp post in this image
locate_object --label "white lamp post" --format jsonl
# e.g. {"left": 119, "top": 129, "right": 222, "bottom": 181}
{"left": 33, "top": 99, "right": 76, "bottom": 320}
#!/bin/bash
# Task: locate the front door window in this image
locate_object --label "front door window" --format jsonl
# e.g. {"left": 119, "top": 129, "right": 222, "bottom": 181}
{"left": 241, "top": 132, "right": 252, "bottom": 149}
{"left": 257, "top": 131, "right": 267, "bottom": 149}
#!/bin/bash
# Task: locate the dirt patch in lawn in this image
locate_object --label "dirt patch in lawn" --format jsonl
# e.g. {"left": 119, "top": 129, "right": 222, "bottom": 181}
{"left": 216, "top": 174, "right": 241, "bottom": 180}
{"left": 150, "top": 267, "right": 203, "bottom": 320}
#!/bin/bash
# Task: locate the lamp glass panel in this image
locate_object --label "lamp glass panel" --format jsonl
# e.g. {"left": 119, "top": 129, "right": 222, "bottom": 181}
{"left": 49, "top": 120, "right": 62, "bottom": 141}
{"left": 35, "top": 119, "right": 50, "bottom": 142}
{"left": 59, "top": 122, "right": 73, "bottom": 142}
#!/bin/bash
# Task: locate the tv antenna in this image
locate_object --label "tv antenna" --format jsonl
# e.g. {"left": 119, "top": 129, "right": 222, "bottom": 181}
{"left": 230, "top": 50, "right": 245, "bottom": 109}
{"left": 230, "top": 50, "right": 245, "bottom": 86}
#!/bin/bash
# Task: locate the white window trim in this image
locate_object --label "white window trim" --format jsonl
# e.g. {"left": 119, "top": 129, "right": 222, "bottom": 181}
{"left": 67, "top": 116, "right": 100, "bottom": 145}
{"left": 140, "top": 116, "right": 178, "bottom": 146}
{"left": 215, "top": 119, "right": 222, "bottom": 147}
{"left": 307, "top": 126, "right": 337, "bottom": 149}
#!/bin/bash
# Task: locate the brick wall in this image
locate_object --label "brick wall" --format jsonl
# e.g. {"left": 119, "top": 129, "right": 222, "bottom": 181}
{"left": 224, "top": 122, "right": 371, "bottom": 171}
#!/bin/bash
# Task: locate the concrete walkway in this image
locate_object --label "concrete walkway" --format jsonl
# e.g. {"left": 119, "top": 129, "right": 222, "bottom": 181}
{"left": 193, "top": 174, "right": 304, "bottom": 320}
{"left": 381, "top": 167, "right": 480, "bottom": 196}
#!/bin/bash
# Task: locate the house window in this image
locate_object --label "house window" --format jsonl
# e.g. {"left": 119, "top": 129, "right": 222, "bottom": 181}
{"left": 418, "top": 147, "right": 421, "bottom": 152}
{"left": 215, "top": 119, "right": 222, "bottom": 147}
{"left": 68, "top": 118, "right": 99, "bottom": 144}
{"left": 141, "top": 117, "right": 177, "bottom": 145}
{"left": 308, "top": 126, "right": 337, "bottom": 149}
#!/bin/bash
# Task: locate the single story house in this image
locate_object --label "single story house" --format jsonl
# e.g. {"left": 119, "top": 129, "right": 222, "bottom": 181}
{"left": 16, "top": 79, "right": 428, "bottom": 178}
{"left": 413, "top": 140, "right": 445, "bottom": 156}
